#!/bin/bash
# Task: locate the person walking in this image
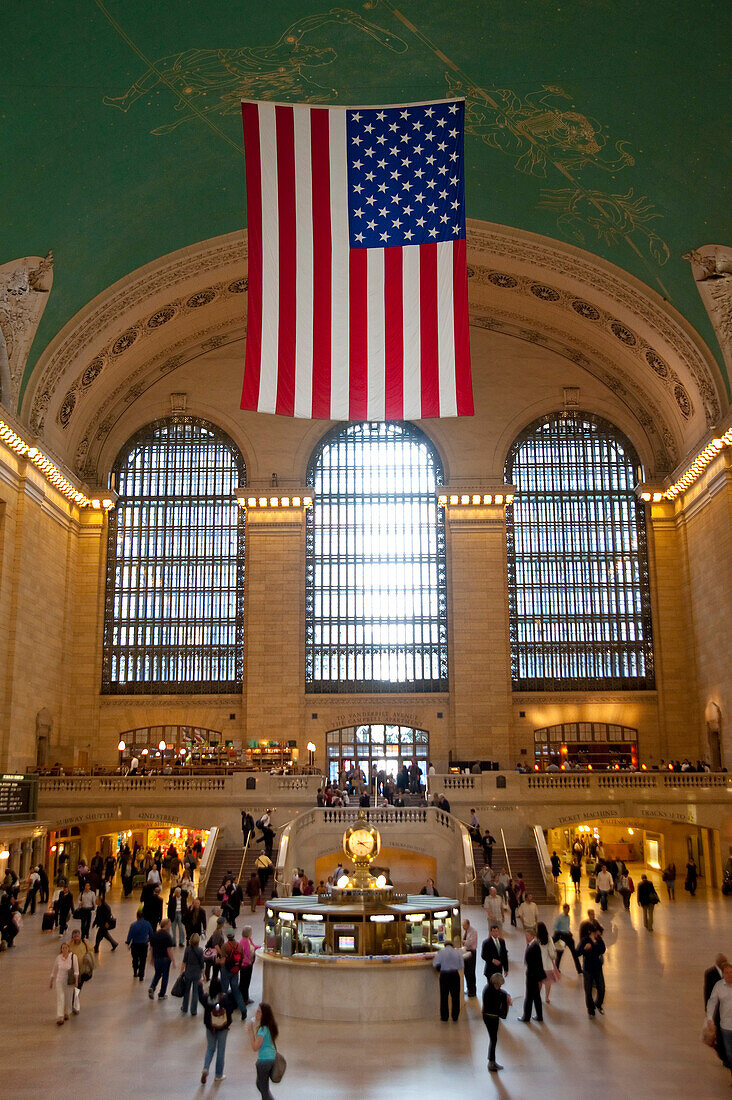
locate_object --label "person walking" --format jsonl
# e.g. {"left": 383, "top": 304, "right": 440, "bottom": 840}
{"left": 483, "top": 886, "right": 504, "bottom": 927}
{"left": 142, "top": 883, "right": 163, "bottom": 930}
{"left": 239, "top": 925, "right": 261, "bottom": 1005}
{"left": 481, "top": 924, "right": 509, "bottom": 983}
{"left": 636, "top": 874, "right": 660, "bottom": 931}
{"left": 67, "top": 928, "right": 94, "bottom": 1012}
{"left": 217, "top": 930, "right": 248, "bottom": 1019}
{"left": 706, "top": 962, "right": 732, "bottom": 1080}
{"left": 433, "top": 936, "right": 464, "bottom": 1021}
{"left": 77, "top": 881, "right": 95, "bottom": 940}
{"left": 148, "top": 917, "right": 175, "bottom": 999}
{"left": 180, "top": 932, "right": 205, "bottom": 1016}
{"left": 517, "top": 892, "right": 539, "bottom": 936}
{"left": 184, "top": 897, "right": 208, "bottom": 943}
{"left": 482, "top": 973, "right": 511, "bottom": 1072}
{"left": 518, "top": 931, "right": 545, "bottom": 1023}
{"left": 685, "top": 857, "right": 697, "bottom": 896}
{"left": 55, "top": 883, "right": 74, "bottom": 936}
{"left": 255, "top": 852, "right": 274, "bottom": 895}
{"left": 246, "top": 871, "right": 261, "bottom": 913}
{"left": 167, "top": 886, "right": 186, "bottom": 947}
{"left": 50, "top": 941, "right": 78, "bottom": 1025}
{"left": 550, "top": 851, "right": 561, "bottom": 882}
{"left": 552, "top": 904, "right": 582, "bottom": 974}
{"left": 461, "top": 918, "right": 478, "bottom": 998}
{"left": 93, "top": 894, "right": 118, "bottom": 953}
{"left": 578, "top": 926, "right": 606, "bottom": 1018}
{"left": 595, "top": 864, "right": 614, "bottom": 912}
{"left": 22, "top": 866, "right": 41, "bottom": 915}
{"left": 617, "top": 869, "right": 635, "bottom": 910}
{"left": 662, "top": 861, "right": 676, "bottom": 900}
{"left": 201, "top": 984, "right": 236, "bottom": 1084}
{"left": 570, "top": 858, "right": 582, "bottom": 898}
{"left": 537, "top": 922, "right": 559, "bottom": 1004}
{"left": 37, "top": 864, "right": 50, "bottom": 904}
{"left": 125, "top": 906, "right": 154, "bottom": 982}
{"left": 248, "top": 1002, "right": 280, "bottom": 1099}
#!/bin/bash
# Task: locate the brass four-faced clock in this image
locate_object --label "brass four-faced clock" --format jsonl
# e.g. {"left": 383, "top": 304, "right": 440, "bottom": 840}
{"left": 343, "top": 811, "right": 380, "bottom": 868}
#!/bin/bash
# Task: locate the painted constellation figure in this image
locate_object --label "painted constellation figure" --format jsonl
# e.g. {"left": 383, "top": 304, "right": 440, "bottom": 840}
{"left": 103, "top": 8, "right": 407, "bottom": 135}
{"left": 447, "top": 77, "right": 635, "bottom": 177}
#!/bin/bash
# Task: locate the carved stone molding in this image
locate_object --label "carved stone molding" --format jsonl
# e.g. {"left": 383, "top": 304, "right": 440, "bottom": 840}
{"left": 20, "top": 222, "right": 725, "bottom": 478}
{"left": 0, "top": 253, "right": 54, "bottom": 407}
{"left": 469, "top": 304, "right": 678, "bottom": 469}
{"left": 466, "top": 222, "right": 725, "bottom": 428}
{"left": 685, "top": 245, "right": 732, "bottom": 385}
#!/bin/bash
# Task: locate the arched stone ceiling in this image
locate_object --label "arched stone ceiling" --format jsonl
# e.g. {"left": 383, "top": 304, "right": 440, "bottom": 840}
{"left": 3, "top": 0, "right": 731, "bottom": 406}
{"left": 22, "top": 223, "right": 725, "bottom": 482}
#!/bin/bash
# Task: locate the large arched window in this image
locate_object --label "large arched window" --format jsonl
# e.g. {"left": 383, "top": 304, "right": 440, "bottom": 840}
{"left": 102, "top": 417, "right": 245, "bottom": 694}
{"left": 506, "top": 412, "right": 654, "bottom": 690}
{"left": 306, "top": 422, "right": 447, "bottom": 693}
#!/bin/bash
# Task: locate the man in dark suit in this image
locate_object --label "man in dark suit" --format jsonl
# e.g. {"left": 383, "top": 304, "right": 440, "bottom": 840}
{"left": 579, "top": 927, "right": 606, "bottom": 1017}
{"left": 518, "top": 931, "right": 545, "bottom": 1022}
{"left": 481, "top": 924, "right": 509, "bottom": 981}
{"left": 705, "top": 953, "right": 728, "bottom": 1007}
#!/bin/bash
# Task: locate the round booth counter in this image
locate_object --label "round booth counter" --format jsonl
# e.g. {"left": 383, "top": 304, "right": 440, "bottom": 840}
{"left": 261, "top": 893, "right": 462, "bottom": 1021}
{"left": 262, "top": 951, "right": 458, "bottom": 1022}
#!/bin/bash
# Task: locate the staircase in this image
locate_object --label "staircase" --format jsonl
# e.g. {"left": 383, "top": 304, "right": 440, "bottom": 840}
{"left": 201, "top": 848, "right": 242, "bottom": 905}
{"left": 505, "top": 846, "right": 553, "bottom": 902}
{"left": 471, "top": 841, "right": 553, "bottom": 903}
{"left": 241, "top": 843, "right": 279, "bottom": 900}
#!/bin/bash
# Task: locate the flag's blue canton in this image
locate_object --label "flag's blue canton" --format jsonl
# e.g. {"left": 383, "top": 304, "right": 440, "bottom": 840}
{"left": 346, "top": 101, "right": 465, "bottom": 249}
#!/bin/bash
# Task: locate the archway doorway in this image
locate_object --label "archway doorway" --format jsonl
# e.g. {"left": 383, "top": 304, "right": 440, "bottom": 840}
{"left": 325, "top": 724, "right": 429, "bottom": 783}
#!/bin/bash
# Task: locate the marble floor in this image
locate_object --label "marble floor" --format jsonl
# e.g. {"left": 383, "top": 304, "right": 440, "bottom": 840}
{"left": 5, "top": 869, "right": 730, "bottom": 1099}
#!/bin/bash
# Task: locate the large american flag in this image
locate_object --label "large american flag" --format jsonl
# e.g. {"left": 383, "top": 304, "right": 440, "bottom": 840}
{"left": 240, "top": 98, "right": 473, "bottom": 420}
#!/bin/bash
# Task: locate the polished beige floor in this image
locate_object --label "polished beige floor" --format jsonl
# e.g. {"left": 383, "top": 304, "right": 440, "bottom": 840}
{"left": 6, "top": 868, "right": 730, "bottom": 1099}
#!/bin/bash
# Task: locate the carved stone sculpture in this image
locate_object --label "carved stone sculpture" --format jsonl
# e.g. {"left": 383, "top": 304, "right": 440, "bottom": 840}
{"left": 0, "top": 252, "right": 54, "bottom": 408}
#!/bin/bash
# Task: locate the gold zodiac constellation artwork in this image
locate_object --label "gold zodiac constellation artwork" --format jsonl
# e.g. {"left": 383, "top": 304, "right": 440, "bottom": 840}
{"left": 102, "top": 7, "right": 408, "bottom": 135}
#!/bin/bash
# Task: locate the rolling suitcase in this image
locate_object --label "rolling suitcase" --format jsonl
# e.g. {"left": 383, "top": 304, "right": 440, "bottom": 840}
{"left": 41, "top": 911, "right": 55, "bottom": 932}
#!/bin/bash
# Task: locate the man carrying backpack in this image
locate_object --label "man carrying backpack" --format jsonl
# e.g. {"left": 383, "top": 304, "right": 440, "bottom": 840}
{"left": 216, "top": 930, "right": 247, "bottom": 1019}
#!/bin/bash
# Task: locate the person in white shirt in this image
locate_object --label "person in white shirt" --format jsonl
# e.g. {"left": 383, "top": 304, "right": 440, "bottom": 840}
{"left": 432, "top": 937, "right": 464, "bottom": 1021}
{"left": 596, "top": 865, "right": 614, "bottom": 912}
{"left": 484, "top": 887, "right": 505, "bottom": 926}
{"left": 129, "top": 756, "right": 139, "bottom": 775}
{"left": 517, "top": 893, "right": 539, "bottom": 935}
{"left": 147, "top": 866, "right": 162, "bottom": 887}
{"left": 49, "top": 941, "right": 78, "bottom": 1024}
{"left": 461, "top": 919, "right": 478, "bottom": 998}
{"left": 706, "top": 963, "right": 732, "bottom": 1075}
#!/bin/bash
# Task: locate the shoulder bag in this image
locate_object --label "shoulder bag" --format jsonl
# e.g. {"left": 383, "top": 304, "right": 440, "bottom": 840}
{"left": 271, "top": 1051, "right": 287, "bottom": 1083}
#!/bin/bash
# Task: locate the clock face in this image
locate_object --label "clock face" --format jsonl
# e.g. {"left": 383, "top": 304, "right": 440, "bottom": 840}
{"left": 347, "top": 828, "right": 376, "bottom": 859}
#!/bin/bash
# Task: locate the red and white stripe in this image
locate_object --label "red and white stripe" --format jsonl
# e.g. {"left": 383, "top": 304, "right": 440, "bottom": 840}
{"left": 241, "top": 100, "right": 473, "bottom": 420}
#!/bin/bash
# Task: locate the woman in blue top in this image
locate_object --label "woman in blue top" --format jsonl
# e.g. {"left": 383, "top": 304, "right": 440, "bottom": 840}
{"left": 248, "top": 1002, "right": 279, "bottom": 1099}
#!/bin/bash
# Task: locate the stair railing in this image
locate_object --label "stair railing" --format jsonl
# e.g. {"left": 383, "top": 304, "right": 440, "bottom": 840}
{"left": 236, "top": 829, "right": 253, "bottom": 890}
{"left": 197, "top": 825, "right": 219, "bottom": 899}
{"left": 499, "top": 827, "right": 512, "bottom": 879}
{"left": 531, "top": 824, "right": 555, "bottom": 900}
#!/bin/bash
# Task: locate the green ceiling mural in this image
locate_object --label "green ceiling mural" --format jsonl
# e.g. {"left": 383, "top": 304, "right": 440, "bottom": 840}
{"left": 3, "top": 0, "right": 731, "bottom": 405}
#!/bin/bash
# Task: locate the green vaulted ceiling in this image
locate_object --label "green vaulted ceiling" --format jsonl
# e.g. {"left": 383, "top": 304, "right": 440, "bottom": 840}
{"left": 4, "top": 0, "right": 732, "bottom": 404}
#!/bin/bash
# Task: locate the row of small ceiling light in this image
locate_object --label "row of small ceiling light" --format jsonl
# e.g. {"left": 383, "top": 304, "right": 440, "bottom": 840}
{"left": 2, "top": 418, "right": 731, "bottom": 511}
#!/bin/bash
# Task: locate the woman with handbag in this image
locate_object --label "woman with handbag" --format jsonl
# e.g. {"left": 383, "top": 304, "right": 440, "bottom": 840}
{"left": 49, "top": 941, "right": 78, "bottom": 1024}
{"left": 248, "top": 1002, "right": 283, "bottom": 1098}
{"left": 537, "top": 922, "right": 560, "bottom": 1005}
{"left": 180, "top": 932, "right": 205, "bottom": 1016}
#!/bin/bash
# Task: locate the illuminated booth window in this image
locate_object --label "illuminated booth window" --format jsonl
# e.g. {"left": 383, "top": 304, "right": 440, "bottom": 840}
{"left": 306, "top": 422, "right": 447, "bottom": 693}
{"left": 102, "top": 417, "right": 245, "bottom": 694}
{"left": 534, "top": 722, "right": 639, "bottom": 770}
{"left": 506, "top": 413, "right": 654, "bottom": 691}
